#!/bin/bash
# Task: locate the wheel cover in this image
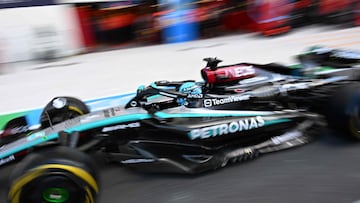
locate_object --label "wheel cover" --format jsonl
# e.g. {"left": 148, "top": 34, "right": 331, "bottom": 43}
{"left": 42, "top": 187, "right": 70, "bottom": 203}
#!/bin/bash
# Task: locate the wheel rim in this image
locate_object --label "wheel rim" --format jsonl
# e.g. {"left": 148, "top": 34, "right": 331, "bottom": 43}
{"left": 42, "top": 187, "right": 70, "bottom": 203}
{"left": 15, "top": 174, "right": 85, "bottom": 203}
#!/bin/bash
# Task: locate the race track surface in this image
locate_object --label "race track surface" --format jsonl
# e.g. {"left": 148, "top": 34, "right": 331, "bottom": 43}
{"left": 0, "top": 25, "right": 360, "bottom": 202}
{"left": 2, "top": 131, "right": 360, "bottom": 203}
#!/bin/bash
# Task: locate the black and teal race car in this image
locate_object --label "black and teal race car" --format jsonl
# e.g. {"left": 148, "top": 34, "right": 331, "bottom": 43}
{"left": 1, "top": 46, "right": 360, "bottom": 203}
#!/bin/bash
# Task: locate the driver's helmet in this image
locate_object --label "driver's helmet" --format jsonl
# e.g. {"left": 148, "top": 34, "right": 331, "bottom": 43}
{"left": 177, "top": 82, "right": 202, "bottom": 106}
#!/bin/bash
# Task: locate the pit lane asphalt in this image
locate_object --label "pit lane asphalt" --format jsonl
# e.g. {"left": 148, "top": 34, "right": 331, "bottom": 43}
{"left": 0, "top": 25, "right": 360, "bottom": 202}
{"left": 2, "top": 130, "right": 360, "bottom": 203}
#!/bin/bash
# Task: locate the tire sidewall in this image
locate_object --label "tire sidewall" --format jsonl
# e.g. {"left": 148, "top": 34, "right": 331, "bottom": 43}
{"left": 327, "top": 84, "right": 360, "bottom": 140}
{"left": 8, "top": 146, "right": 99, "bottom": 203}
{"left": 40, "top": 97, "right": 90, "bottom": 129}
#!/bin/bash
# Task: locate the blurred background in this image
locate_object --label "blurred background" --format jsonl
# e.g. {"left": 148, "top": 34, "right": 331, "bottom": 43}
{"left": 0, "top": 1, "right": 360, "bottom": 203}
{"left": 0, "top": 0, "right": 358, "bottom": 74}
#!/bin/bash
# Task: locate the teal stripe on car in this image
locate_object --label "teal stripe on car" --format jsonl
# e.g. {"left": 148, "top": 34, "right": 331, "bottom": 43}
{"left": 0, "top": 132, "right": 58, "bottom": 159}
{"left": 154, "top": 111, "right": 273, "bottom": 118}
{"left": 0, "top": 113, "right": 152, "bottom": 159}
{"left": 65, "top": 114, "right": 152, "bottom": 133}
{"left": 0, "top": 112, "right": 291, "bottom": 160}
{"left": 264, "top": 118, "right": 291, "bottom": 126}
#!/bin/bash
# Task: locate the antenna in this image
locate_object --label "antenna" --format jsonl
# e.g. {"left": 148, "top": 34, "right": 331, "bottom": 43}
{"left": 45, "top": 111, "right": 54, "bottom": 129}
{"left": 203, "top": 57, "right": 222, "bottom": 71}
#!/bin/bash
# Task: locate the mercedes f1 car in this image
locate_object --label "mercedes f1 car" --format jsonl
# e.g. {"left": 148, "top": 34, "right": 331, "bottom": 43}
{"left": 1, "top": 46, "right": 360, "bottom": 203}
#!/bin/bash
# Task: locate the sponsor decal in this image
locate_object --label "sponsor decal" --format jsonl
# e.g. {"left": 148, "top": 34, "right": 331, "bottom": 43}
{"left": 0, "top": 155, "right": 15, "bottom": 166}
{"left": 182, "top": 85, "right": 199, "bottom": 92}
{"left": 203, "top": 95, "right": 250, "bottom": 107}
{"left": 103, "top": 107, "right": 123, "bottom": 117}
{"left": 187, "top": 94, "right": 203, "bottom": 98}
{"left": 227, "top": 66, "right": 255, "bottom": 78}
{"left": 213, "top": 65, "right": 256, "bottom": 83}
{"left": 102, "top": 122, "right": 140, "bottom": 133}
{"left": 188, "top": 116, "right": 265, "bottom": 140}
{"left": 27, "top": 131, "right": 46, "bottom": 141}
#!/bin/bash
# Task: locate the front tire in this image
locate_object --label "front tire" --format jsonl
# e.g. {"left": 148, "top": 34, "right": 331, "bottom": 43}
{"left": 8, "top": 147, "right": 99, "bottom": 203}
{"left": 40, "top": 97, "right": 90, "bottom": 128}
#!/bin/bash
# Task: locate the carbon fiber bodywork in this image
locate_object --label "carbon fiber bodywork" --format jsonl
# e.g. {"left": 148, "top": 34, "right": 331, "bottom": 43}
{"left": 0, "top": 105, "right": 323, "bottom": 174}
{"left": 0, "top": 46, "right": 358, "bottom": 174}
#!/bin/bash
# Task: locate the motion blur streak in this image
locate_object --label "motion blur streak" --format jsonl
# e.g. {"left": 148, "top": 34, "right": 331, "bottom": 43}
{"left": 0, "top": 1, "right": 359, "bottom": 203}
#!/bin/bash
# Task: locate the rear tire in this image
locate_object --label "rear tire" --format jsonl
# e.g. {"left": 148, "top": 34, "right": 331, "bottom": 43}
{"left": 326, "top": 84, "right": 360, "bottom": 140}
{"left": 7, "top": 146, "right": 99, "bottom": 203}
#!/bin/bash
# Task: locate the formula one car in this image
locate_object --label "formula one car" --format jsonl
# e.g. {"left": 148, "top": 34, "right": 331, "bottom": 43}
{"left": 2, "top": 46, "right": 360, "bottom": 203}
{"left": 3, "top": 88, "right": 324, "bottom": 203}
